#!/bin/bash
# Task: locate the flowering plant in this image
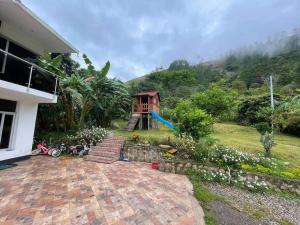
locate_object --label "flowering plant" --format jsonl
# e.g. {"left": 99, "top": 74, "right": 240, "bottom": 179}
{"left": 65, "top": 126, "right": 108, "bottom": 145}
{"left": 195, "top": 168, "right": 269, "bottom": 192}
{"left": 174, "top": 133, "right": 196, "bottom": 158}
{"left": 208, "top": 145, "right": 278, "bottom": 169}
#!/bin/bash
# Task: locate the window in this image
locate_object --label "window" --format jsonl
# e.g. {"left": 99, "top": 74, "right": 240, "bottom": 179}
{"left": 8, "top": 41, "right": 37, "bottom": 62}
{"left": 0, "top": 99, "right": 16, "bottom": 150}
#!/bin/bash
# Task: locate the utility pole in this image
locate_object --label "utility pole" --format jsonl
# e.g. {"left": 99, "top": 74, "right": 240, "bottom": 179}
{"left": 270, "top": 75, "right": 274, "bottom": 110}
{"left": 270, "top": 75, "right": 274, "bottom": 132}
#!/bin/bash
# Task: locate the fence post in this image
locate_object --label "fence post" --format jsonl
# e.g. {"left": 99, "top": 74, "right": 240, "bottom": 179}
{"left": 27, "top": 65, "right": 33, "bottom": 91}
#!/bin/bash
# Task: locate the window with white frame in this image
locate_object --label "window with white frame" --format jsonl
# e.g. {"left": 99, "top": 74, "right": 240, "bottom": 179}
{"left": 0, "top": 99, "right": 16, "bottom": 150}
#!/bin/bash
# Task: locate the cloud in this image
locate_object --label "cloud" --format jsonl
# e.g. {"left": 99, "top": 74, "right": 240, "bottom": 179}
{"left": 22, "top": 0, "right": 300, "bottom": 81}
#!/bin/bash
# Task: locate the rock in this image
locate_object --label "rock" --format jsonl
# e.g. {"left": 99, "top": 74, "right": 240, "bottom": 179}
{"left": 185, "top": 163, "right": 192, "bottom": 168}
{"left": 159, "top": 144, "right": 172, "bottom": 149}
{"left": 238, "top": 176, "right": 246, "bottom": 182}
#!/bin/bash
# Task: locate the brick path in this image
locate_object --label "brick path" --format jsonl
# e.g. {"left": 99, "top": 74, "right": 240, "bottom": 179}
{"left": 0, "top": 156, "right": 204, "bottom": 225}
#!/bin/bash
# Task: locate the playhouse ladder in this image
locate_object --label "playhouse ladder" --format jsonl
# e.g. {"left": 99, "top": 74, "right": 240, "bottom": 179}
{"left": 124, "top": 114, "right": 140, "bottom": 131}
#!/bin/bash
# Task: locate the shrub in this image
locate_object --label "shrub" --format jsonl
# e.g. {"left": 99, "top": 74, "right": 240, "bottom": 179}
{"left": 236, "top": 94, "right": 282, "bottom": 125}
{"left": 260, "top": 131, "right": 275, "bottom": 156}
{"left": 193, "top": 137, "right": 216, "bottom": 161}
{"left": 173, "top": 101, "right": 214, "bottom": 139}
{"left": 291, "top": 167, "right": 300, "bottom": 177}
{"left": 272, "top": 95, "right": 300, "bottom": 136}
{"left": 209, "top": 145, "right": 278, "bottom": 169}
{"left": 65, "top": 126, "right": 107, "bottom": 145}
{"left": 279, "top": 113, "right": 300, "bottom": 136}
{"left": 256, "top": 164, "right": 271, "bottom": 174}
{"left": 253, "top": 122, "right": 272, "bottom": 135}
{"left": 280, "top": 172, "right": 296, "bottom": 179}
{"left": 241, "top": 164, "right": 252, "bottom": 170}
{"left": 174, "top": 133, "right": 196, "bottom": 159}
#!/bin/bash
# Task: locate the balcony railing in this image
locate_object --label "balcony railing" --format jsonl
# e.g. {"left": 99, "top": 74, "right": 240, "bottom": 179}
{"left": 132, "top": 103, "right": 160, "bottom": 113}
{"left": 0, "top": 48, "right": 58, "bottom": 96}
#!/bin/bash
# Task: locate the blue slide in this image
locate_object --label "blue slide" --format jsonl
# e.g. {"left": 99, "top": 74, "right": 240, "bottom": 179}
{"left": 150, "top": 111, "right": 175, "bottom": 129}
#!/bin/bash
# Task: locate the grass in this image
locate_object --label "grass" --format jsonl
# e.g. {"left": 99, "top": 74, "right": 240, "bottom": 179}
{"left": 212, "top": 123, "right": 300, "bottom": 168}
{"left": 188, "top": 174, "right": 220, "bottom": 225}
{"left": 112, "top": 119, "right": 175, "bottom": 143}
{"left": 114, "top": 129, "right": 174, "bottom": 139}
{"left": 278, "top": 219, "right": 294, "bottom": 225}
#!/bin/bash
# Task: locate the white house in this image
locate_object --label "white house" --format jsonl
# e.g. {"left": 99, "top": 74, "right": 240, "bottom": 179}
{"left": 0, "top": 0, "right": 77, "bottom": 162}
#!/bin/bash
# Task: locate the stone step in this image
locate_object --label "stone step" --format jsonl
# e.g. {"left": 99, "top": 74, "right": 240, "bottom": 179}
{"left": 99, "top": 140, "right": 124, "bottom": 143}
{"left": 89, "top": 151, "right": 119, "bottom": 157}
{"left": 84, "top": 136, "right": 124, "bottom": 164}
{"left": 85, "top": 154, "right": 115, "bottom": 160}
{"left": 94, "top": 144, "right": 122, "bottom": 150}
{"left": 93, "top": 145, "right": 122, "bottom": 151}
{"left": 103, "top": 137, "right": 125, "bottom": 140}
{"left": 84, "top": 156, "right": 116, "bottom": 164}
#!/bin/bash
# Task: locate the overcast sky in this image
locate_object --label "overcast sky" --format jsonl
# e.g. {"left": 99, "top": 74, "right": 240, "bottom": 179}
{"left": 23, "top": 0, "right": 300, "bottom": 81}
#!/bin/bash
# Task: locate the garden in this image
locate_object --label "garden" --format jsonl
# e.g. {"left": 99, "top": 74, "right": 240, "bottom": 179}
{"left": 33, "top": 48, "right": 300, "bottom": 225}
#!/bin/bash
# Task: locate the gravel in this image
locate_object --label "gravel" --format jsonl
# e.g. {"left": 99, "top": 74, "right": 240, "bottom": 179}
{"left": 209, "top": 200, "right": 268, "bottom": 225}
{"left": 204, "top": 183, "right": 300, "bottom": 225}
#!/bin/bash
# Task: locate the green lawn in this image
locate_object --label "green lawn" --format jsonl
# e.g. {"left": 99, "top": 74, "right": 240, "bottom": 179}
{"left": 112, "top": 119, "right": 175, "bottom": 141}
{"left": 113, "top": 129, "right": 175, "bottom": 145}
{"left": 212, "top": 123, "right": 300, "bottom": 168}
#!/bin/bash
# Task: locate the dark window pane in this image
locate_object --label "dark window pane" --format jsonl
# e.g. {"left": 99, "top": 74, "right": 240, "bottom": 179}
{"left": 0, "top": 51, "right": 4, "bottom": 70}
{"left": 1, "top": 54, "right": 31, "bottom": 86}
{"left": 0, "top": 99, "right": 17, "bottom": 112}
{"left": 8, "top": 41, "right": 37, "bottom": 62}
{"left": 0, "top": 114, "right": 13, "bottom": 149}
{"left": 0, "top": 36, "right": 6, "bottom": 50}
{"left": 30, "top": 68, "right": 56, "bottom": 94}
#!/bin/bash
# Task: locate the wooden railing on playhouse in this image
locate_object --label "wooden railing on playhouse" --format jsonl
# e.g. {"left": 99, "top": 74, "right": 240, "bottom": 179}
{"left": 132, "top": 103, "right": 160, "bottom": 113}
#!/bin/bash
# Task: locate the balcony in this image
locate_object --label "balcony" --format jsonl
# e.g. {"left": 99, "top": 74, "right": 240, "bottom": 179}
{"left": 0, "top": 48, "right": 58, "bottom": 95}
{"left": 132, "top": 103, "right": 160, "bottom": 113}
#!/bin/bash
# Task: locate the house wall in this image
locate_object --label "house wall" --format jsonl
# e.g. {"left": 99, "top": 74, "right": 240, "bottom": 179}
{"left": 149, "top": 95, "right": 160, "bottom": 112}
{"left": 0, "top": 95, "right": 38, "bottom": 161}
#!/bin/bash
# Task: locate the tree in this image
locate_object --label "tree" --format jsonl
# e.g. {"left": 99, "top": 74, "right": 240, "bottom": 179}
{"left": 294, "top": 63, "right": 300, "bottom": 86}
{"left": 274, "top": 94, "right": 300, "bottom": 136}
{"left": 168, "top": 59, "right": 189, "bottom": 71}
{"left": 36, "top": 54, "right": 83, "bottom": 130}
{"left": 191, "top": 84, "right": 238, "bottom": 120}
{"left": 35, "top": 53, "right": 130, "bottom": 132}
{"left": 225, "top": 55, "right": 240, "bottom": 71}
{"left": 231, "top": 80, "right": 247, "bottom": 93}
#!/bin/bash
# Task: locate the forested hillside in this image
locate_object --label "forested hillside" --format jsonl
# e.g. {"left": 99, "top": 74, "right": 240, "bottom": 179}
{"left": 128, "top": 32, "right": 300, "bottom": 99}
{"left": 127, "top": 32, "right": 300, "bottom": 136}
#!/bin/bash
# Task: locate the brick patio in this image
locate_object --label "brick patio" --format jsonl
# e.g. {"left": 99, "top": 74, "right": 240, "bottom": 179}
{"left": 0, "top": 156, "right": 204, "bottom": 225}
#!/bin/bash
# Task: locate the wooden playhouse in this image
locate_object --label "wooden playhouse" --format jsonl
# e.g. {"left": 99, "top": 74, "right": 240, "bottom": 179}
{"left": 124, "top": 91, "right": 160, "bottom": 131}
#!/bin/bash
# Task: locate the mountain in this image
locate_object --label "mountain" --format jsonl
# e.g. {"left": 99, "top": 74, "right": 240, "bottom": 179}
{"left": 127, "top": 31, "right": 300, "bottom": 99}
